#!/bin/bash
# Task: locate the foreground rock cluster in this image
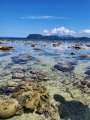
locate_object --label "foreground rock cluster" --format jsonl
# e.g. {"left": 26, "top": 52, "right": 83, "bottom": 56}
{"left": 0, "top": 80, "right": 58, "bottom": 119}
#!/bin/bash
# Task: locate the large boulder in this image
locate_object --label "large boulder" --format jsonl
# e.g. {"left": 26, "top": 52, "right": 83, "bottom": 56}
{"left": 0, "top": 98, "right": 19, "bottom": 118}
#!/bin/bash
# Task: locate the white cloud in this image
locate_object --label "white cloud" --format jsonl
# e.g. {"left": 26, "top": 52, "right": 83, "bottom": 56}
{"left": 21, "top": 15, "right": 69, "bottom": 20}
{"left": 44, "top": 27, "right": 75, "bottom": 35}
{"left": 81, "top": 29, "right": 90, "bottom": 34}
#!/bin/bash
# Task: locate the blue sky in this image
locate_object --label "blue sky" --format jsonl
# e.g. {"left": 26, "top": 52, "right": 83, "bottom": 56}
{"left": 0, "top": 0, "right": 90, "bottom": 37}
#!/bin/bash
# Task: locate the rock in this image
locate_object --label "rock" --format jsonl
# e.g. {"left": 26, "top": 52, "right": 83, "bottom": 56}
{"left": 86, "top": 44, "right": 90, "bottom": 47}
{"left": 0, "top": 85, "right": 14, "bottom": 95}
{"left": 12, "top": 72, "right": 25, "bottom": 79}
{"left": 70, "top": 52, "right": 76, "bottom": 55}
{"left": 85, "top": 70, "right": 90, "bottom": 75}
{"left": 11, "top": 55, "right": 33, "bottom": 64}
{"left": 53, "top": 43, "right": 61, "bottom": 47}
{"left": 31, "top": 44, "right": 37, "bottom": 47}
{"left": 80, "top": 80, "right": 90, "bottom": 88}
{"left": 12, "top": 81, "right": 51, "bottom": 114}
{"left": 81, "top": 80, "right": 88, "bottom": 85}
{"left": 34, "top": 48, "right": 41, "bottom": 51}
{"left": 0, "top": 46, "right": 13, "bottom": 51}
{"left": 87, "top": 81, "right": 90, "bottom": 88}
{"left": 0, "top": 98, "right": 19, "bottom": 118}
{"left": 72, "top": 44, "right": 82, "bottom": 50}
{"left": 30, "top": 70, "right": 48, "bottom": 81}
{"left": 80, "top": 54, "right": 90, "bottom": 59}
{"left": 7, "top": 81, "right": 18, "bottom": 87}
{"left": 12, "top": 68, "right": 25, "bottom": 79}
{"left": 54, "top": 63, "right": 74, "bottom": 72}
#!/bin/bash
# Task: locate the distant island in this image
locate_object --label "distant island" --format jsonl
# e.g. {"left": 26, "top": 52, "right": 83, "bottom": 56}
{"left": 0, "top": 34, "right": 90, "bottom": 40}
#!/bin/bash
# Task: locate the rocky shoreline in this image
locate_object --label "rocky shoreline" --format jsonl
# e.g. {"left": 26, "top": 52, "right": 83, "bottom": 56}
{"left": 0, "top": 40, "right": 90, "bottom": 120}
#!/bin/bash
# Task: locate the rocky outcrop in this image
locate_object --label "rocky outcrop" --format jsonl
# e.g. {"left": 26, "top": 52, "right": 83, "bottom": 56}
{"left": 0, "top": 81, "right": 58, "bottom": 119}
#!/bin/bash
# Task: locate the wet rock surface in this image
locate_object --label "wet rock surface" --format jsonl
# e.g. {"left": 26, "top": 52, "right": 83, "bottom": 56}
{"left": 54, "top": 63, "right": 75, "bottom": 72}
{"left": 0, "top": 46, "right": 13, "bottom": 51}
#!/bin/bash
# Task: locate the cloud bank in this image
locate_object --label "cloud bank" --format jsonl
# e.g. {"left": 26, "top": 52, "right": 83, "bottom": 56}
{"left": 81, "top": 29, "right": 90, "bottom": 34}
{"left": 44, "top": 27, "right": 75, "bottom": 35}
{"left": 44, "top": 27, "right": 90, "bottom": 37}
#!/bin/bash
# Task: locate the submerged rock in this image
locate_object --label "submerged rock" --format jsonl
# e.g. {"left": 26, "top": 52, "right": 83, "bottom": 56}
{"left": 54, "top": 63, "right": 75, "bottom": 72}
{"left": 0, "top": 98, "right": 19, "bottom": 118}
{"left": 11, "top": 55, "right": 33, "bottom": 64}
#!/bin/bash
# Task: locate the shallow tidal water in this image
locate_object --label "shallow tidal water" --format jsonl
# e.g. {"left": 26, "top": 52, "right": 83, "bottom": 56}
{"left": 0, "top": 39, "right": 90, "bottom": 81}
{"left": 0, "top": 39, "right": 90, "bottom": 120}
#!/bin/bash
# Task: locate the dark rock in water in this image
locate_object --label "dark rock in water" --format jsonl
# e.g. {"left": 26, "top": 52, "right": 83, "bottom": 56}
{"left": 54, "top": 63, "right": 75, "bottom": 72}
{"left": 85, "top": 70, "right": 90, "bottom": 75}
{"left": 87, "top": 81, "right": 90, "bottom": 88}
{"left": 70, "top": 52, "right": 76, "bottom": 55}
{"left": 72, "top": 43, "right": 83, "bottom": 50}
{"left": 86, "top": 44, "right": 90, "bottom": 47}
{"left": 0, "top": 53, "right": 10, "bottom": 57}
{"left": 81, "top": 80, "right": 88, "bottom": 85}
{"left": 0, "top": 85, "right": 14, "bottom": 95}
{"left": 11, "top": 55, "right": 33, "bottom": 64}
{"left": 68, "top": 61, "right": 77, "bottom": 65}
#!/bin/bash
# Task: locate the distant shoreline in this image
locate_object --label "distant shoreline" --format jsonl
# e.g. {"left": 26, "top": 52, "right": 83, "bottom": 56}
{"left": 0, "top": 34, "right": 90, "bottom": 41}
